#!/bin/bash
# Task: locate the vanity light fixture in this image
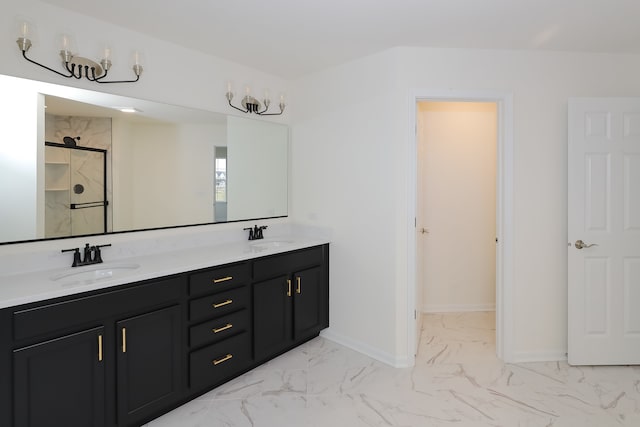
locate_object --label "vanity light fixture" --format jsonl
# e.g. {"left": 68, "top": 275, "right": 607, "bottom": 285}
{"left": 225, "top": 83, "right": 285, "bottom": 116}
{"left": 15, "top": 23, "right": 143, "bottom": 84}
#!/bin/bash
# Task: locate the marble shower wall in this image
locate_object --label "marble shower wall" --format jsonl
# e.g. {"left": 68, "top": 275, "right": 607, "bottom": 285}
{"left": 44, "top": 114, "right": 113, "bottom": 238}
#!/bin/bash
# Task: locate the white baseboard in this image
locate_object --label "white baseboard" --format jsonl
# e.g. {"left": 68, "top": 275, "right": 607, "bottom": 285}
{"left": 319, "top": 329, "right": 410, "bottom": 368}
{"left": 422, "top": 303, "right": 496, "bottom": 313}
{"left": 512, "top": 351, "right": 567, "bottom": 363}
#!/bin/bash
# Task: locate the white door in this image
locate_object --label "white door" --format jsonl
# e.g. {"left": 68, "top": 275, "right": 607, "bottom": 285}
{"left": 568, "top": 98, "right": 640, "bottom": 365}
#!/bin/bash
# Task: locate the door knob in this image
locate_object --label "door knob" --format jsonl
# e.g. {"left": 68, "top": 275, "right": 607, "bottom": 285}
{"left": 575, "top": 239, "right": 598, "bottom": 249}
{"left": 420, "top": 228, "right": 429, "bottom": 234}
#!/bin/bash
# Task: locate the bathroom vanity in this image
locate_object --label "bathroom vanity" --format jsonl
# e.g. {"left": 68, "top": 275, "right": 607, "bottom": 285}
{"left": 0, "top": 239, "right": 329, "bottom": 427}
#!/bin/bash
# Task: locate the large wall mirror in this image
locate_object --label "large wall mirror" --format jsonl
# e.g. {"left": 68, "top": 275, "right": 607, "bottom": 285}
{"left": 0, "top": 74, "right": 288, "bottom": 245}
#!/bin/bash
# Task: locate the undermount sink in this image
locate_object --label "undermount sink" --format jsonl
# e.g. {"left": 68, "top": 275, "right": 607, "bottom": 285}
{"left": 249, "top": 240, "right": 294, "bottom": 250}
{"left": 50, "top": 263, "right": 141, "bottom": 285}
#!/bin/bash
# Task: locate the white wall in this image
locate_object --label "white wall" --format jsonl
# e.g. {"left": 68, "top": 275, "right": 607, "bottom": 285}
{"left": 227, "top": 116, "right": 288, "bottom": 221}
{"left": 122, "top": 122, "right": 220, "bottom": 229}
{"left": 0, "top": 76, "right": 44, "bottom": 242}
{"left": 417, "top": 101, "right": 497, "bottom": 312}
{"left": 291, "top": 47, "right": 640, "bottom": 364}
{"left": 291, "top": 49, "right": 405, "bottom": 364}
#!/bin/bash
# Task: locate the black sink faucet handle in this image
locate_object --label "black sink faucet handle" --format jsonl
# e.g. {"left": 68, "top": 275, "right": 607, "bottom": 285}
{"left": 256, "top": 225, "right": 268, "bottom": 239}
{"left": 61, "top": 247, "right": 81, "bottom": 267}
{"left": 94, "top": 244, "right": 111, "bottom": 264}
{"left": 243, "top": 227, "right": 255, "bottom": 240}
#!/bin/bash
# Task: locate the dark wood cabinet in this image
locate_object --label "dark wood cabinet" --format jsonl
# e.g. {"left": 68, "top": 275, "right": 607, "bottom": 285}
{"left": 1, "top": 244, "right": 328, "bottom": 427}
{"left": 253, "top": 246, "right": 329, "bottom": 362}
{"left": 293, "top": 266, "right": 324, "bottom": 340}
{"left": 13, "top": 326, "right": 106, "bottom": 427}
{"left": 254, "top": 275, "right": 293, "bottom": 360}
{"left": 4, "top": 275, "right": 185, "bottom": 427}
{"left": 116, "top": 305, "right": 182, "bottom": 426}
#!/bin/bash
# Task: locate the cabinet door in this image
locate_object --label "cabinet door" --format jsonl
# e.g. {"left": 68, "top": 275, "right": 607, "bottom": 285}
{"left": 293, "top": 266, "right": 324, "bottom": 341}
{"left": 116, "top": 305, "right": 182, "bottom": 426}
{"left": 13, "top": 326, "right": 105, "bottom": 427}
{"left": 253, "top": 275, "right": 292, "bottom": 361}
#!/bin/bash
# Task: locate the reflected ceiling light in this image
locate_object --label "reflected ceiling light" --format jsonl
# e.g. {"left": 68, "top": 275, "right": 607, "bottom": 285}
{"left": 225, "top": 83, "right": 285, "bottom": 116}
{"left": 16, "top": 23, "right": 143, "bottom": 84}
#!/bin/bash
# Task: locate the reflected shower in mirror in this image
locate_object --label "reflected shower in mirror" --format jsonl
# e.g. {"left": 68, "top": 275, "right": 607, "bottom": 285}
{"left": 0, "top": 74, "right": 288, "bottom": 244}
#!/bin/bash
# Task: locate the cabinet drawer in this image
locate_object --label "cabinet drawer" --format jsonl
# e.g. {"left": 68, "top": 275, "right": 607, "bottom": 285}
{"left": 13, "top": 276, "right": 183, "bottom": 342}
{"left": 189, "top": 286, "right": 249, "bottom": 323}
{"left": 189, "top": 263, "right": 250, "bottom": 296}
{"left": 253, "top": 246, "right": 323, "bottom": 281}
{"left": 189, "top": 309, "right": 250, "bottom": 348}
{"left": 189, "top": 332, "right": 251, "bottom": 390}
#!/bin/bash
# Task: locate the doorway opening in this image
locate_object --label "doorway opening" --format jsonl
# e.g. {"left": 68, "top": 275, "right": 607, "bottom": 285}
{"left": 416, "top": 101, "right": 497, "bottom": 362}
{"left": 407, "top": 90, "right": 514, "bottom": 366}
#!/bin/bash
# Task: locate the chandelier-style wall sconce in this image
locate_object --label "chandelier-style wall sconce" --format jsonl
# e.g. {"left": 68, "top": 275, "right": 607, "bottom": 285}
{"left": 15, "top": 23, "right": 143, "bottom": 84}
{"left": 226, "top": 83, "right": 285, "bottom": 116}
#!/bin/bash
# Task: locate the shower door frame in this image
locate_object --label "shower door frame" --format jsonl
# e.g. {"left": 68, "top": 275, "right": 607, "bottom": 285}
{"left": 45, "top": 141, "right": 108, "bottom": 234}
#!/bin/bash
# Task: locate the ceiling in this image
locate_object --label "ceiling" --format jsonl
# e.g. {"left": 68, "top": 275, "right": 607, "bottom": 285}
{"left": 40, "top": 0, "right": 640, "bottom": 79}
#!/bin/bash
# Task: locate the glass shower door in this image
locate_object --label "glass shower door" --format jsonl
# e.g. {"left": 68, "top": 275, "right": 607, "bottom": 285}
{"left": 44, "top": 142, "right": 107, "bottom": 238}
{"left": 70, "top": 149, "right": 106, "bottom": 236}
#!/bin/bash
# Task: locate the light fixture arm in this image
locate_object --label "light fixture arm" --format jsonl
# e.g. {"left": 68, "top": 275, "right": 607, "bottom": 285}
{"left": 226, "top": 89, "right": 285, "bottom": 116}
{"left": 16, "top": 37, "right": 142, "bottom": 84}
{"left": 19, "top": 44, "right": 74, "bottom": 79}
{"left": 226, "top": 91, "right": 251, "bottom": 113}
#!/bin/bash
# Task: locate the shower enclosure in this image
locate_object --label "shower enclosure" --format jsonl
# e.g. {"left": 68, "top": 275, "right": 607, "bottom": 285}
{"left": 44, "top": 142, "right": 108, "bottom": 238}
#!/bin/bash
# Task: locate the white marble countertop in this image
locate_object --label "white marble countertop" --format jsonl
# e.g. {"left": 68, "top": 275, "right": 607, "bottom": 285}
{"left": 0, "top": 235, "right": 329, "bottom": 309}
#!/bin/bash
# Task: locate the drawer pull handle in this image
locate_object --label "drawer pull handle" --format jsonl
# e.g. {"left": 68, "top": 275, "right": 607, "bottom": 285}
{"left": 213, "top": 354, "right": 233, "bottom": 365}
{"left": 212, "top": 323, "right": 233, "bottom": 334}
{"left": 122, "top": 328, "right": 127, "bottom": 353}
{"left": 296, "top": 277, "right": 301, "bottom": 294}
{"left": 98, "top": 334, "right": 103, "bottom": 362}
{"left": 287, "top": 279, "right": 292, "bottom": 297}
{"left": 213, "top": 276, "right": 233, "bottom": 284}
{"left": 213, "top": 299, "right": 233, "bottom": 309}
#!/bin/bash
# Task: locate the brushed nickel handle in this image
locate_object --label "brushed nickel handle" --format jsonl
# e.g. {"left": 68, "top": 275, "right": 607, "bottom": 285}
{"left": 212, "top": 323, "right": 233, "bottom": 334}
{"left": 98, "top": 334, "right": 103, "bottom": 362}
{"left": 122, "top": 328, "right": 127, "bottom": 353}
{"left": 575, "top": 239, "right": 598, "bottom": 249}
{"left": 296, "top": 276, "right": 301, "bottom": 294}
{"left": 213, "top": 299, "right": 233, "bottom": 308}
{"left": 213, "top": 276, "right": 233, "bottom": 284}
{"left": 213, "top": 354, "right": 233, "bottom": 365}
{"left": 287, "top": 279, "right": 292, "bottom": 297}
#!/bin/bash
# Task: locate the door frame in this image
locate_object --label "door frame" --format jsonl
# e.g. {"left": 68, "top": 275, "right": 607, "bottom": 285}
{"left": 407, "top": 89, "right": 515, "bottom": 364}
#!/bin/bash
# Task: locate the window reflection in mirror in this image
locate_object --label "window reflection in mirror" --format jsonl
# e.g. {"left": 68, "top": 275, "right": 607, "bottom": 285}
{"left": 214, "top": 147, "right": 227, "bottom": 222}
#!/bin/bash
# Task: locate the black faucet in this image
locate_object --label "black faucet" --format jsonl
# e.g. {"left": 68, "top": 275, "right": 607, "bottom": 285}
{"left": 61, "top": 247, "right": 82, "bottom": 267}
{"left": 244, "top": 225, "right": 268, "bottom": 241}
{"left": 82, "top": 243, "right": 93, "bottom": 264}
{"left": 255, "top": 225, "right": 267, "bottom": 239}
{"left": 62, "top": 243, "right": 111, "bottom": 267}
{"left": 243, "top": 227, "right": 255, "bottom": 240}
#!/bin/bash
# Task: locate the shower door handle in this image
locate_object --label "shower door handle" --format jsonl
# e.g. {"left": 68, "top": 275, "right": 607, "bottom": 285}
{"left": 70, "top": 201, "right": 109, "bottom": 209}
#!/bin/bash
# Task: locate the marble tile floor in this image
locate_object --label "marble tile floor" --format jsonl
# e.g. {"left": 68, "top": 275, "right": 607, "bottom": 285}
{"left": 145, "top": 312, "right": 640, "bottom": 426}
